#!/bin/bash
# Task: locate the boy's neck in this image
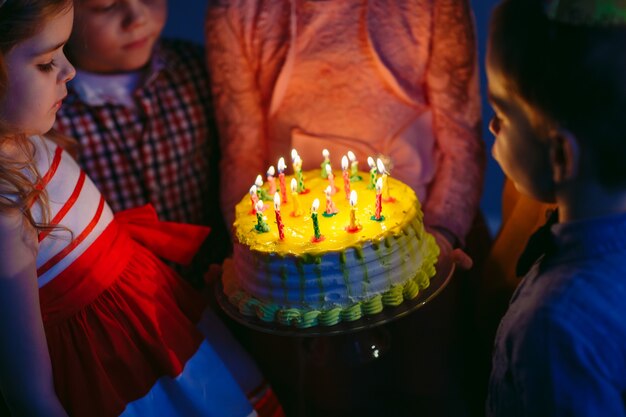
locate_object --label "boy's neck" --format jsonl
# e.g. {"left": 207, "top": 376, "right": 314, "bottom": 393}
{"left": 558, "top": 180, "right": 626, "bottom": 222}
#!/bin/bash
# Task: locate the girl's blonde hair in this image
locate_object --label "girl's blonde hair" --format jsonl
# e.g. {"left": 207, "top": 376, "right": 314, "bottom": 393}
{"left": 0, "top": 0, "right": 75, "bottom": 231}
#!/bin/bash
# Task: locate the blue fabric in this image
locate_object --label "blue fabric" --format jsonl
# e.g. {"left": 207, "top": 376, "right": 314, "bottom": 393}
{"left": 487, "top": 211, "right": 626, "bottom": 417}
{"left": 121, "top": 340, "right": 256, "bottom": 417}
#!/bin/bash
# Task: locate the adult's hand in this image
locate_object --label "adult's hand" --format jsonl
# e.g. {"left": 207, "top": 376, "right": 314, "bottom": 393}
{"left": 427, "top": 227, "right": 473, "bottom": 271}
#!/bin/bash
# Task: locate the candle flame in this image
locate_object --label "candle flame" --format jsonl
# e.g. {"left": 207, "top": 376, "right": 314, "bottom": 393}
{"left": 267, "top": 165, "right": 275, "bottom": 176}
{"left": 325, "top": 185, "right": 332, "bottom": 196}
{"left": 348, "top": 151, "right": 356, "bottom": 162}
{"left": 249, "top": 184, "right": 257, "bottom": 196}
{"left": 312, "top": 198, "right": 320, "bottom": 212}
{"left": 255, "top": 174, "right": 263, "bottom": 187}
{"left": 376, "top": 158, "right": 386, "bottom": 174}
{"left": 278, "top": 157, "right": 286, "bottom": 173}
{"left": 290, "top": 177, "right": 297, "bottom": 192}
{"left": 256, "top": 199, "right": 265, "bottom": 212}
{"left": 291, "top": 148, "right": 299, "bottom": 161}
{"left": 341, "top": 155, "right": 348, "bottom": 170}
{"left": 322, "top": 148, "right": 329, "bottom": 158}
{"left": 273, "top": 192, "right": 281, "bottom": 210}
{"left": 368, "top": 156, "right": 375, "bottom": 169}
{"left": 350, "top": 190, "right": 358, "bottom": 206}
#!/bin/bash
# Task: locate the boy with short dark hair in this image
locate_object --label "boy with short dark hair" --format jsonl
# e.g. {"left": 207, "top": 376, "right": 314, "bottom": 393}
{"left": 486, "top": 0, "right": 626, "bottom": 415}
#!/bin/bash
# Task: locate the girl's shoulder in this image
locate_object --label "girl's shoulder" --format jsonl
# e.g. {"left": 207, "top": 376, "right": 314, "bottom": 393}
{"left": 28, "top": 135, "right": 62, "bottom": 172}
{"left": 0, "top": 204, "right": 38, "bottom": 281}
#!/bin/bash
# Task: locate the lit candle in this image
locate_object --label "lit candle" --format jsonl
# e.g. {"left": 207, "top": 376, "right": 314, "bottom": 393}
{"left": 293, "top": 154, "right": 306, "bottom": 193}
{"left": 255, "top": 200, "right": 270, "bottom": 233}
{"left": 325, "top": 164, "right": 337, "bottom": 195}
{"left": 376, "top": 158, "right": 385, "bottom": 175}
{"left": 367, "top": 156, "right": 377, "bottom": 189}
{"left": 372, "top": 177, "right": 384, "bottom": 221}
{"left": 346, "top": 190, "right": 361, "bottom": 233}
{"left": 278, "top": 157, "right": 288, "bottom": 204}
{"left": 274, "top": 192, "right": 285, "bottom": 240}
{"left": 323, "top": 185, "right": 338, "bottom": 217}
{"left": 290, "top": 178, "right": 302, "bottom": 217}
{"left": 376, "top": 158, "right": 395, "bottom": 202}
{"left": 347, "top": 151, "right": 362, "bottom": 181}
{"left": 267, "top": 165, "right": 277, "bottom": 195}
{"left": 255, "top": 174, "right": 270, "bottom": 201}
{"left": 291, "top": 148, "right": 299, "bottom": 168}
{"left": 320, "top": 148, "right": 330, "bottom": 179}
{"left": 249, "top": 184, "right": 259, "bottom": 214}
{"left": 341, "top": 155, "right": 351, "bottom": 200}
{"left": 311, "top": 198, "right": 323, "bottom": 241}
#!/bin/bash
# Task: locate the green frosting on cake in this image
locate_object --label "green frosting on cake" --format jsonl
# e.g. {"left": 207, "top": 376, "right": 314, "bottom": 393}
{"left": 319, "top": 307, "right": 343, "bottom": 326}
{"left": 277, "top": 309, "right": 302, "bottom": 326}
{"left": 362, "top": 294, "right": 384, "bottom": 316}
{"left": 382, "top": 284, "right": 405, "bottom": 306}
{"left": 298, "top": 311, "right": 321, "bottom": 328}
{"left": 402, "top": 279, "right": 420, "bottom": 300}
{"left": 341, "top": 303, "right": 363, "bottom": 322}
{"left": 225, "top": 231, "right": 440, "bottom": 328}
{"left": 256, "top": 303, "right": 280, "bottom": 322}
{"left": 238, "top": 295, "right": 260, "bottom": 317}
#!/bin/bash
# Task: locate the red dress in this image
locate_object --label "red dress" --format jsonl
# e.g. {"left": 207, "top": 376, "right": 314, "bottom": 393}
{"left": 30, "top": 136, "right": 283, "bottom": 417}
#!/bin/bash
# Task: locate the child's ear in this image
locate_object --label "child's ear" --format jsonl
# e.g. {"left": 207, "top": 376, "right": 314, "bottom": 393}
{"left": 549, "top": 128, "right": 580, "bottom": 184}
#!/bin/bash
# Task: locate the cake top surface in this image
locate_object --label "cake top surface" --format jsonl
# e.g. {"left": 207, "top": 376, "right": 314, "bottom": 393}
{"left": 233, "top": 169, "right": 421, "bottom": 256}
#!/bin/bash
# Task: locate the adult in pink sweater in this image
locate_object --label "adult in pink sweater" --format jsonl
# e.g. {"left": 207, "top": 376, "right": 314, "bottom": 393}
{"left": 206, "top": 0, "right": 485, "bottom": 255}
{"left": 206, "top": 1, "right": 488, "bottom": 415}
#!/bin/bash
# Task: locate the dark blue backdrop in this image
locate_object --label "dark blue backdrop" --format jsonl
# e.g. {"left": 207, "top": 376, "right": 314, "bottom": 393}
{"left": 163, "top": 0, "right": 503, "bottom": 235}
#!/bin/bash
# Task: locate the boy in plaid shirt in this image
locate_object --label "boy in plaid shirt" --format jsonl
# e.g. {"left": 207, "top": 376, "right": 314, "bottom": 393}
{"left": 55, "top": 1, "right": 230, "bottom": 278}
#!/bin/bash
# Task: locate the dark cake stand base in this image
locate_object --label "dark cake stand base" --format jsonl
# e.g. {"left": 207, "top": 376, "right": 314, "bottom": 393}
{"left": 214, "top": 258, "right": 456, "bottom": 417}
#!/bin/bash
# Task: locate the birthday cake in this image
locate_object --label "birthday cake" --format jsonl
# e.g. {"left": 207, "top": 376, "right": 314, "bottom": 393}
{"left": 223, "top": 165, "right": 439, "bottom": 328}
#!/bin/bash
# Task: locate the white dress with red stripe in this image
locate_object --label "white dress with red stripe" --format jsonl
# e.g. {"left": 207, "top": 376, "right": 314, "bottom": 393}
{"left": 28, "top": 135, "right": 281, "bottom": 417}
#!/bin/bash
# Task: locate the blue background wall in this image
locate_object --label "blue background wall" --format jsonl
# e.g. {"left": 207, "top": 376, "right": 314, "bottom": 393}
{"left": 163, "top": 0, "right": 504, "bottom": 235}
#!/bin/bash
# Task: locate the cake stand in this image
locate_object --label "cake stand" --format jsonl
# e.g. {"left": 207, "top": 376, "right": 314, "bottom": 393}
{"left": 214, "top": 257, "right": 456, "bottom": 417}
{"left": 215, "top": 255, "right": 455, "bottom": 337}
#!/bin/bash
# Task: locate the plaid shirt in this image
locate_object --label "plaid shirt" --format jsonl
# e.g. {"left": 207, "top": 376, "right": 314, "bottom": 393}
{"left": 55, "top": 39, "right": 218, "bottom": 227}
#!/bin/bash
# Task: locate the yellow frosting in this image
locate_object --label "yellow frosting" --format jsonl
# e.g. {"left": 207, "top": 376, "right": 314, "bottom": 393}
{"left": 233, "top": 169, "right": 421, "bottom": 255}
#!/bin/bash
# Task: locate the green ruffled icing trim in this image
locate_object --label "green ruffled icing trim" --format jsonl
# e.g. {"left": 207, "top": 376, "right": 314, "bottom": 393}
{"left": 238, "top": 295, "right": 260, "bottom": 317}
{"left": 382, "top": 284, "right": 404, "bottom": 306}
{"left": 402, "top": 279, "right": 420, "bottom": 300}
{"left": 417, "top": 234, "right": 439, "bottom": 290}
{"left": 414, "top": 270, "right": 430, "bottom": 290}
{"left": 231, "top": 228, "right": 441, "bottom": 328}
{"left": 319, "top": 307, "right": 342, "bottom": 326}
{"left": 341, "top": 303, "right": 363, "bottom": 322}
{"left": 277, "top": 309, "right": 302, "bottom": 326}
{"left": 362, "top": 294, "right": 384, "bottom": 315}
{"left": 297, "top": 311, "right": 321, "bottom": 328}
{"left": 256, "top": 303, "right": 280, "bottom": 322}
